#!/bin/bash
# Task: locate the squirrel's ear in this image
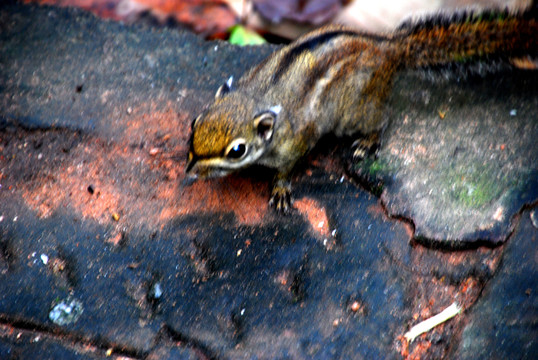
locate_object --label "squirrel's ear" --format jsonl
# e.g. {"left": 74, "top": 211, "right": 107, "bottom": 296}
{"left": 215, "top": 76, "right": 233, "bottom": 99}
{"left": 254, "top": 106, "right": 280, "bottom": 142}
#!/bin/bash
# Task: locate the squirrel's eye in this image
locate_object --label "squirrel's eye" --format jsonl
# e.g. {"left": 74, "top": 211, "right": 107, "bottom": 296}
{"left": 226, "top": 141, "right": 247, "bottom": 160}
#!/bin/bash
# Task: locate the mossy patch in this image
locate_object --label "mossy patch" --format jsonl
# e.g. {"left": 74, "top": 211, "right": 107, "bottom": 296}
{"left": 443, "top": 164, "right": 517, "bottom": 209}
{"left": 351, "top": 158, "right": 392, "bottom": 196}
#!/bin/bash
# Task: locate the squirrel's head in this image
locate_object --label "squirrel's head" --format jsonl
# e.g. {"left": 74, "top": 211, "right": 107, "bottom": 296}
{"left": 186, "top": 77, "right": 281, "bottom": 179}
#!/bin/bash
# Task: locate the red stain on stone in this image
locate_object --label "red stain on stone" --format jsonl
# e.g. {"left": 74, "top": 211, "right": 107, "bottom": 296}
{"left": 17, "top": 102, "right": 270, "bottom": 228}
{"left": 164, "top": 174, "right": 269, "bottom": 225}
{"left": 295, "top": 197, "right": 330, "bottom": 238}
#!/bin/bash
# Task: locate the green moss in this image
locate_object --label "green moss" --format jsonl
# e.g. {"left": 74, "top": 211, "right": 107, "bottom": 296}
{"left": 444, "top": 165, "right": 513, "bottom": 209}
{"left": 352, "top": 158, "right": 390, "bottom": 196}
{"left": 364, "top": 158, "right": 390, "bottom": 177}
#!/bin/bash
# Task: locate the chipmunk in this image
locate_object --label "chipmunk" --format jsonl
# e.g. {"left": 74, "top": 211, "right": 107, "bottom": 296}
{"left": 186, "top": 8, "right": 537, "bottom": 213}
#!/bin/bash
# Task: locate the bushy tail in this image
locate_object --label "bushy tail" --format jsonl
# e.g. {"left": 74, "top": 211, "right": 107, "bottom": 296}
{"left": 397, "top": 7, "right": 538, "bottom": 69}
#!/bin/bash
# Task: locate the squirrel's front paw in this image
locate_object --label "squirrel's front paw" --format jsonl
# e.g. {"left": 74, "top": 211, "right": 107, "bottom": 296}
{"left": 269, "top": 183, "right": 293, "bottom": 214}
{"left": 352, "top": 133, "right": 380, "bottom": 160}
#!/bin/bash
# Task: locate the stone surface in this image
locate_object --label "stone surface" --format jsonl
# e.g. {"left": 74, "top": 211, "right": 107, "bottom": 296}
{"left": 351, "top": 69, "right": 538, "bottom": 244}
{"left": 0, "top": 3, "right": 536, "bottom": 359}
{"left": 451, "top": 210, "right": 538, "bottom": 359}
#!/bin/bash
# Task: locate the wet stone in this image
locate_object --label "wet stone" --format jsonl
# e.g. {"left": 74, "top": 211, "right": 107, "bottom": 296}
{"left": 0, "top": 327, "right": 100, "bottom": 360}
{"left": 450, "top": 210, "right": 538, "bottom": 359}
{"left": 0, "top": 194, "right": 162, "bottom": 352}
{"left": 146, "top": 344, "right": 200, "bottom": 360}
{"left": 162, "top": 174, "right": 412, "bottom": 359}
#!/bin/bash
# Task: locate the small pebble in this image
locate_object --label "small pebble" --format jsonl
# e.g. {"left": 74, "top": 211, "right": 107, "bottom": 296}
{"left": 49, "top": 298, "right": 84, "bottom": 326}
{"left": 87, "top": 185, "right": 94, "bottom": 195}
{"left": 112, "top": 212, "right": 120, "bottom": 222}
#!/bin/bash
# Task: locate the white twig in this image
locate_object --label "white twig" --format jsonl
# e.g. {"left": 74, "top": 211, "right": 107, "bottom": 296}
{"left": 404, "top": 302, "right": 462, "bottom": 342}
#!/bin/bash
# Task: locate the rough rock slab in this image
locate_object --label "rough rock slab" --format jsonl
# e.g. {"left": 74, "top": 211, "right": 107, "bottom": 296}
{"left": 1, "top": 3, "right": 537, "bottom": 359}
{"left": 351, "top": 69, "right": 538, "bottom": 244}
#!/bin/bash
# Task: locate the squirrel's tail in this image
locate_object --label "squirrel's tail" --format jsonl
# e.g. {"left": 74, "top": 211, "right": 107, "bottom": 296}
{"left": 397, "top": 6, "right": 537, "bottom": 69}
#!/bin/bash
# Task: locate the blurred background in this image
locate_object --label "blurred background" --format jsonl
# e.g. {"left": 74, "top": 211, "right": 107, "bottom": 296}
{"left": 22, "top": 0, "right": 532, "bottom": 41}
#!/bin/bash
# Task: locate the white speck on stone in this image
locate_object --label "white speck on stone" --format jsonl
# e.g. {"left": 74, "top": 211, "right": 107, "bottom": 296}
{"left": 240, "top": 308, "right": 245, "bottom": 316}
{"left": 214, "top": 45, "right": 219, "bottom": 51}
{"left": 153, "top": 283, "right": 163, "bottom": 299}
{"left": 13, "top": 216, "right": 17, "bottom": 222}
{"left": 509, "top": 109, "right": 517, "bottom": 116}
{"left": 318, "top": 221, "right": 324, "bottom": 228}
{"left": 331, "top": 229, "right": 337, "bottom": 237}
{"left": 0, "top": 216, "right": 3, "bottom": 222}
{"left": 37, "top": 153, "right": 43, "bottom": 160}
{"left": 40, "top": 254, "right": 48, "bottom": 265}
{"left": 237, "top": 249, "right": 242, "bottom": 256}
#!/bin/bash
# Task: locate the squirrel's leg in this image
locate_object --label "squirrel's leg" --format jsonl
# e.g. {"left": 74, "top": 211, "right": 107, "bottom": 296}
{"left": 269, "top": 169, "right": 294, "bottom": 213}
{"left": 352, "top": 131, "right": 380, "bottom": 160}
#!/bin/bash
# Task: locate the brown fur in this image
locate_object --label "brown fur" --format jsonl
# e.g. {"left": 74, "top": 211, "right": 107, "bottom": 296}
{"left": 187, "top": 10, "right": 537, "bottom": 212}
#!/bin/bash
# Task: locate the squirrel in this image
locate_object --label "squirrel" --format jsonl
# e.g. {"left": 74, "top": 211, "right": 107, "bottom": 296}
{"left": 186, "top": 7, "right": 537, "bottom": 213}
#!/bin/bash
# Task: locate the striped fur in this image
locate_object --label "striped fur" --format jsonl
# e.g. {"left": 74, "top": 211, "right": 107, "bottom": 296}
{"left": 187, "top": 7, "right": 537, "bottom": 211}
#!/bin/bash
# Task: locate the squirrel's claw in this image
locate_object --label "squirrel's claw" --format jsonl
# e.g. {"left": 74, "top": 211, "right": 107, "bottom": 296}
{"left": 352, "top": 133, "right": 380, "bottom": 160}
{"left": 269, "top": 181, "right": 293, "bottom": 214}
